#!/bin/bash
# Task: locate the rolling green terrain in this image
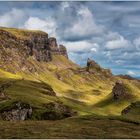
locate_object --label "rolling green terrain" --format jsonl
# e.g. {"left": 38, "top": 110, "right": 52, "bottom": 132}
{"left": 0, "top": 27, "right": 140, "bottom": 138}
{"left": 0, "top": 115, "right": 140, "bottom": 139}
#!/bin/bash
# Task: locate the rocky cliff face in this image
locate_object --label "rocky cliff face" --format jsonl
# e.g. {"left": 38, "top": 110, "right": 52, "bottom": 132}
{"left": 0, "top": 27, "right": 68, "bottom": 72}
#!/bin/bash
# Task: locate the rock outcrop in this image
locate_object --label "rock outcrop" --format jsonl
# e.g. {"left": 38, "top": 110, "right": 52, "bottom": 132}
{"left": 86, "top": 58, "right": 112, "bottom": 77}
{"left": 42, "top": 102, "right": 77, "bottom": 120}
{"left": 0, "top": 101, "right": 32, "bottom": 121}
{"left": 59, "top": 45, "right": 68, "bottom": 58}
{"left": 0, "top": 28, "right": 68, "bottom": 72}
{"left": 87, "top": 58, "right": 100, "bottom": 71}
{"left": 112, "top": 81, "right": 131, "bottom": 100}
{"left": 48, "top": 37, "right": 59, "bottom": 54}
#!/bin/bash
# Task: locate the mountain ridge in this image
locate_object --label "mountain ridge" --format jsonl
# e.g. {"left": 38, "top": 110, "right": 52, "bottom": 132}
{"left": 0, "top": 27, "right": 139, "bottom": 123}
{"left": 0, "top": 27, "right": 70, "bottom": 73}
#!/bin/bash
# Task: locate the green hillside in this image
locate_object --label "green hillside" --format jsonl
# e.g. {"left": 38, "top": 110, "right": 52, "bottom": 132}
{"left": 0, "top": 27, "right": 139, "bottom": 138}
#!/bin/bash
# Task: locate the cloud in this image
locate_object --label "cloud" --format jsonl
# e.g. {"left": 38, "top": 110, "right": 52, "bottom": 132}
{"left": 133, "top": 37, "right": 140, "bottom": 50}
{"left": 70, "top": 6, "right": 104, "bottom": 35}
{"left": 63, "top": 40, "right": 99, "bottom": 53}
{"left": 127, "top": 70, "right": 136, "bottom": 75}
{"left": 91, "top": 47, "right": 97, "bottom": 52}
{"left": 56, "top": 3, "right": 104, "bottom": 41}
{"left": 0, "top": 8, "right": 26, "bottom": 27}
{"left": 0, "top": 2, "right": 140, "bottom": 76}
{"left": 24, "top": 17, "right": 56, "bottom": 36}
{"left": 61, "top": 1, "right": 69, "bottom": 10}
{"left": 105, "top": 35, "right": 131, "bottom": 50}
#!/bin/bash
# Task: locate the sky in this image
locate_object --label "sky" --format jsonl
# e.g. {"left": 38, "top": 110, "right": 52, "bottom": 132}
{"left": 0, "top": 1, "right": 140, "bottom": 77}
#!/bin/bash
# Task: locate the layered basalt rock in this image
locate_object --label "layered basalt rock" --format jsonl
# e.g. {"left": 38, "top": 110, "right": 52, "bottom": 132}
{"left": 0, "top": 28, "right": 68, "bottom": 72}
{"left": 48, "top": 37, "right": 68, "bottom": 58}
{"left": 23, "top": 33, "right": 52, "bottom": 62}
{"left": 48, "top": 37, "right": 59, "bottom": 53}
{"left": 59, "top": 45, "right": 68, "bottom": 58}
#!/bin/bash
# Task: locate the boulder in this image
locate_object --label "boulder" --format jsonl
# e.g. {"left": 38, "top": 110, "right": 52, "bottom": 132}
{"left": 42, "top": 102, "right": 77, "bottom": 120}
{"left": 0, "top": 101, "right": 32, "bottom": 121}
{"left": 112, "top": 81, "right": 131, "bottom": 100}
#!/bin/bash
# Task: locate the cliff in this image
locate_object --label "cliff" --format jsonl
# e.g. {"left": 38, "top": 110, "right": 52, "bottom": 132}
{"left": 0, "top": 27, "right": 68, "bottom": 72}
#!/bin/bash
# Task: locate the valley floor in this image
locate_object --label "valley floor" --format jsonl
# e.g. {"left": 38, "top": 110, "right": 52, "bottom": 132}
{"left": 0, "top": 115, "right": 140, "bottom": 139}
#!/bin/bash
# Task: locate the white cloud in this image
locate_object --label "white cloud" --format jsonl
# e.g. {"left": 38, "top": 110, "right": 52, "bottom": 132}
{"left": 127, "top": 70, "right": 136, "bottom": 75}
{"left": 61, "top": 2, "right": 69, "bottom": 10}
{"left": 24, "top": 17, "right": 56, "bottom": 36}
{"left": 60, "top": 5, "right": 104, "bottom": 40}
{"left": 0, "top": 8, "right": 25, "bottom": 27}
{"left": 106, "top": 31, "right": 121, "bottom": 40}
{"left": 105, "top": 36, "right": 131, "bottom": 50}
{"left": 133, "top": 37, "right": 140, "bottom": 50}
{"left": 64, "top": 41, "right": 92, "bottom": 52}
{"left": 91, "top": 47, "right": 97, "bottom": 52}
{"left": 63, "top": 40, "right": 98, "bottom": 53}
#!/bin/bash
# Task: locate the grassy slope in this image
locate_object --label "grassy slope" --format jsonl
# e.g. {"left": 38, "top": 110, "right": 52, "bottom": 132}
{"left": 0, "top": 115, "right": 139, "bottom": 139}
{"left": 121, "top": 101, "right": 140, "bottom": 122}
{"left": 0, "top": 27, "right": 47, "bottom": 39}
{"left": 0, "top": 27, "right": 139, "bottom": 138}
{"left": 0, "top": 55, "right": 139, "bottom": 117}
